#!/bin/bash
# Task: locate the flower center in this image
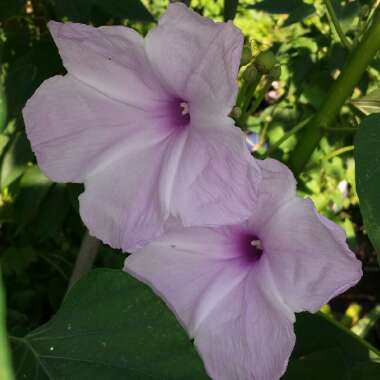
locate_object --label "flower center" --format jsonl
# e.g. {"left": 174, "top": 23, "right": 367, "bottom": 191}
{"left": 239, "top": 233, "right": 264, "bottom": 264}
{"left": 169, "top": 98, "right": 191, "bottom": 128}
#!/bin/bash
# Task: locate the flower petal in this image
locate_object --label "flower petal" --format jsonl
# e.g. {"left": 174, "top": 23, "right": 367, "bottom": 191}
{"left": 48, "top": 21, "right": 167, "bottom": 108}
{"left": 170, "top": 123, "right": 260, "bottom": 226}
{"left": 79, "top": 130, "right": 179, "bottom": 252}
{"left": 23, "top": 75, "right": 162, "bottom": 182}
{"left": 145, "top": 3, "right": 243, "bottom": 115}
{"left": 125, "top": 226, "right": 251, "bottom": 331}
{"left": 125, "top": 229, "right": 295, "bottom": 380}
{"left": 195, "top": 259, "right": 295, "bottom": 380}
{"left": 255, "top": 160, "right": 362, "bottom": 313}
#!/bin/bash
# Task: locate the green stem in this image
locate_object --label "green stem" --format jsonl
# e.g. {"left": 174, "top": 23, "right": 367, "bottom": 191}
{"left": 321, "top": 126, "right": 357, "bottom": 133}
{"left": 324, "top": 145, "right": 354, "bottom": 160}
{"left": 0, "top": 265, "right": 14, "bottom": 380}
{"left": 240, "top": 74, "right": 262, "bottom": 113}
{"left": 288, "top": 7, "right": 380, "bottom": 175}
{"left": 265, "top": 116, "right": 312, "bottom": 158}
{"left": 324, "top": 0, "right": 352, "bottom": 49}
{"left": 239, "top": 78, "right": 270, "bottom": 127}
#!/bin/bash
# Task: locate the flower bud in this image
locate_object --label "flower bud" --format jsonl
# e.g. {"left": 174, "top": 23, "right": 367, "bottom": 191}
{"left": 231, "top": 106, "right": 242, "bottom": 119}
{"left": 254, "top": 50, "right": 277, "bottom": 74}
{"left": 243, "top": 64, "right": 259, "bottom": 83}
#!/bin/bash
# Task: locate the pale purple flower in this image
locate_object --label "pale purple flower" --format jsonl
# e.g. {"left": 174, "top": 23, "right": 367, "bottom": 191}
{"left": 125, "top": 158, "right": 362, "bottom": 380}
{"left": 23, "top": 3, "right": 258, "bottom": 250}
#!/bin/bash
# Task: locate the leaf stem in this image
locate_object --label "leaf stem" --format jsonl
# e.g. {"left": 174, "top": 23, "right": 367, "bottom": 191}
{"left": 288, "top": 6, "right": 380, "bottom": 175}
{"left": 324, "top": 145, "right": 354, "bottom": 160}
{"left": 321, "top": 126, "right": 357, "bottom": 133}
{"left": 67, "top": 231, "right": 100, "bottom": 291}
{"left": 239, "top": 77, "right": 270, "bottom": 127}
{"left": 265, "top": 116, "right": 312, "bottom": 158}
{"left": 323, "top": 0, "right": 352, "bottom": 49}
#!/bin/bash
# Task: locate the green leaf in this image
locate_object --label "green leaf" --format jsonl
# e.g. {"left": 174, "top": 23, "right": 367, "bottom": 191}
{"left": 224, "top": 0, "right": 239, "bottom": 21}
{"left": 94, "top": 0, "right": 154, "bottom": 22}
{"left": 0, "top": 0, "right": 25, "bottom": 22}
{"left": 5, "top": 38, "right": 61, "bottom": 121}
{"left": 283, "top": 312, "right": 380, "bottom": 379}
{"left": 352, "top": 89, "right": 380, "bottom": 115}
{"left": 52, "top": 0, "right": 154, "bottom": 22}
{"left": 0, "top": 264, "right": 15, "bottom": 380}
{"left": 0, "top": 83, "right": 7, "bottom": 131}
{"left": 11, "top": 269, "right": 209, "bottom": 380}
{"left": 15, "top": 165, "right": 52, "bottom": 233}
{"left": 283, "top": 4, "right": 316, "bottom": 26}
{"left": 1, "top": 131, "right": 33, "bottom": 189}
{"left": 37, "top": 184, "right": 70, "bottom": 239}
{"left": 1, "top": 246, "right": 36, "bottom": 276}
{"left": 249, "top": 0, "right": 306, "bottom": 14}
{"left": 355, "top": 113, "right": 380, "bottom": 265}
{"left": 52, "top": 0, "right": 93, "bottom": 23}
{"left": 331, "top": 0, "right": 360, "bottom": 34}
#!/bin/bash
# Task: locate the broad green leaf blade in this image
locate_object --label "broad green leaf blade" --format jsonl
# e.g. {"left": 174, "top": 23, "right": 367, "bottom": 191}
{"left": 0, "top": 0, "right": 25, "bottom": 22}
{"left": 224, "top": 0, "right": 239, "bottom": 21}
{"left": 94, "top": 0, "right": 154, "bottom": 22}
{"left": 354, "top": 114, "right": 380, "bottom": 265}
{"left": 351, "top": 362, "right": 380, "bottom": 379}
{"left": 249, "top": 0, "right": 306, "bottom": 14}
{"left": 352, "top": 89, "right": 380, "bottom": 115}
{"left": 11, "top": 269, "right": 209, "bottom": 380}
{"left": 0, "top": 265, "right": 14, "bottom": 380}
{"left": 283, "top": 4, "right": 316, "bottom": 27}
{"left": 283, "top": 312, "right": 380, "bottom": 379}
{"left": 52, "top": 0, "right": 93, "bottom": 22}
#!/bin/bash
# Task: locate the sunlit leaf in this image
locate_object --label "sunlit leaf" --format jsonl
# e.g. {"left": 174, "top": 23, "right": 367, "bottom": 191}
{"left": 352, "top": 89, "right": 380, "bottom": 115}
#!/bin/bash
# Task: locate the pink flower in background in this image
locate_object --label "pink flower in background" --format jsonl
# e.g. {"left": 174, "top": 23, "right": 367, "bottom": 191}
{"left": 23, "top": 3, "right": 258, "bottom": 250}
{"left": 125, "top": 159, "right": 362, "bottom": 380}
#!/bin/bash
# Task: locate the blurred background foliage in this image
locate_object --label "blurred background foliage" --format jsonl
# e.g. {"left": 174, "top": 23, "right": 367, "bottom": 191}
{"left": 1, "top": 0, "right": 380, "bottom": 376}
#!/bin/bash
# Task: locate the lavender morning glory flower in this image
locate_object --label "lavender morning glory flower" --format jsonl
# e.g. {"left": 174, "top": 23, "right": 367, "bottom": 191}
{"left": 125, "top": 158, "right": 362, "bottom": 380}
{"left": 23, "top": 3, "right": 258, "bottom": 250}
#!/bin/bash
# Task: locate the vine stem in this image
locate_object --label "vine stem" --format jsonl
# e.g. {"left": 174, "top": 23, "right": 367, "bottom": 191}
{"left": 323, "top": 0, "right": 352, "bottom": 49}
{"left": 288, "top": 7, "right": 380, "bottom": 175}
{"left": 0, "top": 265, "right": 14, "bottom": 380}
{"left": 67, "top": 231, "right": 100, "bottom": 291}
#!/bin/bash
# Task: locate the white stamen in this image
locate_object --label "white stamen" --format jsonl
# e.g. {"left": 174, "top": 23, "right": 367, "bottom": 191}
{"left": 251, "top": 239, "right": 262, "bottom": 250}
{"left": 180, "top": 102, "right": 189, "bottom": 115}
